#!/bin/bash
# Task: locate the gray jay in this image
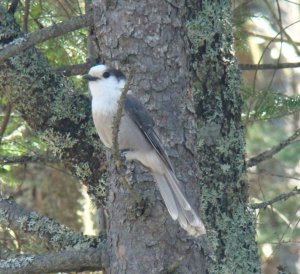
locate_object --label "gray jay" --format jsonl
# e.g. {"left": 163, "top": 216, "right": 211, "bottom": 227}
{"left": 84, "top": 64, "right": 206, "bottom": 236}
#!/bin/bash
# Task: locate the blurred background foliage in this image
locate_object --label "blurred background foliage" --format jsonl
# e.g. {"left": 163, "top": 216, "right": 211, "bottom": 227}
{"left": 233, "top": 1, "right": 300, "bottom": 273}
{"left": 0, "top": 0, "right": 299, "bottom": 273}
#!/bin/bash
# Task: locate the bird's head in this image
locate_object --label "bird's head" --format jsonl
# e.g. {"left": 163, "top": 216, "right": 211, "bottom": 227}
{"left": 83, "top": 64, "right": 126, "bottom": 98}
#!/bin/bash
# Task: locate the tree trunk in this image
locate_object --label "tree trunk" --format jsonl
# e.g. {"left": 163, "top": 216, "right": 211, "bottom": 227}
{"left": 91, "top": 0, "right": 260, "bottom": 273}
{"left": 91, "top": 0, "right": 208, "bottom": 273}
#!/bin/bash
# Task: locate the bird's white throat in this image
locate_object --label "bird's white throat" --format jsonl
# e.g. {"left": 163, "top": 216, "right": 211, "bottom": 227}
{"left": 90, "top": 78, "right": 125, "bottom": 114}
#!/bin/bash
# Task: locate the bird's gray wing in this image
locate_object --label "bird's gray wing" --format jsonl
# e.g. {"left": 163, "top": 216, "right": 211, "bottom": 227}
{"left": 124, "top": 94, "right": 174, "bottom": 171}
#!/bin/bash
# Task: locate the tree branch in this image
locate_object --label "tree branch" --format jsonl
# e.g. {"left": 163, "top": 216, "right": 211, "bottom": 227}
{"left": 54, "top": 61, "right": 94, "bottom": 76}
{"left": 249, "top": 169, "right": 300, "bottom": 182}
{"left": 263, "top": 0, "right": 300, "bottom": 55}
{"left": 0, "top": 103, "right": 12, "bottom": 144}
{"left": 18, "top": 1, "right": 44, "bottom": 29}
{"left": 0, "top": 154, "right": 57, "bottom": 165}
{"left": 23, "top": 0, "right": 30, "bottom": 33}
{"left": 0, "top": 197, "right": 103, "bottom": 250}
{"left": 239, "top": 62, "right": 300, "bottom": 70}
{"left": 247, "top": 128, "right": 300, "bottom": 167}
{"left": 0, "top": 248, "right": 106, "bottom": 274}
{"left": 244, "top": 30, "right": 300, "bottom": 46}
{"left": 111, "top": 69, "right": 143, "bottom": 204}
{"left": 0, "top": 13, "right": 93, "bottom": 63}
{"left": 250, "top": 187, "right": 300, "bottom": 209}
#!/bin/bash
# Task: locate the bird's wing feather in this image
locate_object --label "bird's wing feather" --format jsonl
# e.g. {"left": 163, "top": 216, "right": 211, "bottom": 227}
{"left": 124, "top": 94, "right": 174, "bottom": 171}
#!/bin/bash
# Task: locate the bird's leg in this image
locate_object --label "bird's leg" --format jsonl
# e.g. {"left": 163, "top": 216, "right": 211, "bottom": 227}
{"left": 120, "top": 149, "right": 131, "bottom": 162}
{"left": 135, "top": 196, "right": 152, "bottom": 218}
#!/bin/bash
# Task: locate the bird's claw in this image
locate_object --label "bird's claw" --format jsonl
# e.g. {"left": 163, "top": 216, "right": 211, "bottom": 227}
{"left": 135, "top": 197, "right": 151, "bottom": 218}
{"left": 120, "top": 149, "right": 131, "bottom": 162}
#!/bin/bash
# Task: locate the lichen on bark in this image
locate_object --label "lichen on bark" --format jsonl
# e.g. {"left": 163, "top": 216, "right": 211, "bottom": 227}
{"left": 187, "top": 1, "right": 260, "bottom": 273}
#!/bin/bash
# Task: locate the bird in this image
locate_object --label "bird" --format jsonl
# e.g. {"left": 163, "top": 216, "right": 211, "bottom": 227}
{"left": 83, "top": 64, "right": 206, "bottom": 236}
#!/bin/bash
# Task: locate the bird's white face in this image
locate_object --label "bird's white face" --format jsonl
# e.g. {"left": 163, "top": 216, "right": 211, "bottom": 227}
{"left": 85, "top": 65, "right": 126, "bottom": 100}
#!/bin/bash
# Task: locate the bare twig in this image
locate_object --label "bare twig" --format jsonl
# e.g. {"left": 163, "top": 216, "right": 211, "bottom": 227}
{"left": 111, "top": 69, "right": 142, "bottom": 203}
{"left": 0, "top": 13, "right": 93, "bottom": 63}
{"left": 0, "top": 197, "right": 103, "bottom": 250}
{"left": 247, "top": 128, "right": 300, "bottom": 167}
{"left": 18, "top": 1, "right": 44, "bottom": 29}
{"left": 23, "top": 0, "right": 30, "bottom": 33}
{"left": 250, "top": 187, "right": 300, "bottom": 209}
{"left": 258, "top": 240, "right": 300, "bottom": 246}
{"left": 54, "top": 61, "right": 95, "bottom": 76}
{"left": 263, "top": 0, "right": 300, "bottom": 55}
{"left": 254, "top": 0, "right": 283, "bottom": 115}
{"left": 245, "top": 19, "right": 300, "bottom": 123}
{"left": 245, "top": 109, "right": 300, "bottom": 124}
{"left": 0, "top": 248, "right": 106, "bottom": 274}
{"left": 85, "top": 0, "right": 98, "bottom": 66}
{"left": 239, "top": 62, "right": 300, "bottom": 70}
{"left": 249, "top": 169, "right": 300, "bottom": 181}
{"left": 56, "top": 0, "right": 71, "bottom": 19}
{"left": 0, "top": 103, "right": 12, "bottom": 145}
{"left": 61, "top": 61, "right": 300, "bottom": 75}
{"left": 244, "top": 30, "right": 300, "bottom": 46}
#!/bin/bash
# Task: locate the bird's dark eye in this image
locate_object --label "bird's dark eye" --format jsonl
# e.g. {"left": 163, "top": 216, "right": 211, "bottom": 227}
{"left": 103, "top": 71, "right": 110, "bottom": 78}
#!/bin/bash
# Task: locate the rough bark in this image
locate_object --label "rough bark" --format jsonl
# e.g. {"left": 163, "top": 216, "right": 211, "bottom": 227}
{"left": 91, "top": 1, "right": 207, "bottom": 273}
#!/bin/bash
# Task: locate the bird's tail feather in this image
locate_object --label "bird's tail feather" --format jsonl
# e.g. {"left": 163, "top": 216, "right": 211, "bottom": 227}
{"left": 153, "top": 171, "right": 206, "bottom": 237}
{"left": 154, "top": 174, "right": 178, "bottom": 220}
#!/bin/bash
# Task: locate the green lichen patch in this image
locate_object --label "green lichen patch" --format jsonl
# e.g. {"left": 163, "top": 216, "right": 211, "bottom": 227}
{"left": 186, "top": 1, "right": 260, "bottom": 273}
{"left": 0, "top": 256, "right": 34, "bottom": 270}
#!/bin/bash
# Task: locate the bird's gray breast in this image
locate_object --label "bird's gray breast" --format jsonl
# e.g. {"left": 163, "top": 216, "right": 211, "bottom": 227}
{"left": 92, "top": 109, "right": 152, "bottom": 152}
{"left": 92, "top": 110, "right": 114, "bottom": 148}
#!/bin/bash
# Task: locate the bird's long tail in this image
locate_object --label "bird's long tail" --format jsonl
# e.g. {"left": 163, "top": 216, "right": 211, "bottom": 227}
{"left": 152, "top": 171, "right": 206, "bottom": 237}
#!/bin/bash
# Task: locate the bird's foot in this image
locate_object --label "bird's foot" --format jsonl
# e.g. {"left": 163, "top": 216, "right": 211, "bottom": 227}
{"left": 134, "top": 197, "right": 152, "bottom": 218}
{"left": 120, "top": 149, "right": 131, "bottom": 162}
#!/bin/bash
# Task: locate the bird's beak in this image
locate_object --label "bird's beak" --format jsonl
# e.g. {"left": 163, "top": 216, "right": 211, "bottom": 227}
{"left": 82, "top": 74, "right": 99, "bottom": 81}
